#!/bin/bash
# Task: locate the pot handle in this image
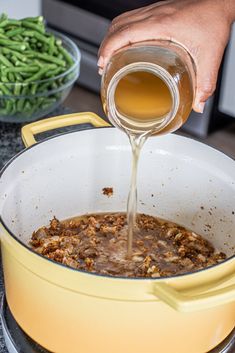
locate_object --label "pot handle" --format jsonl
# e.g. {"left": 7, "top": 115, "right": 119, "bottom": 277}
{"left": 152, "top": 271, "right": 235, "bottom": 312}
{"left": 21, "top": 112, "right": 111, "bottom": 147}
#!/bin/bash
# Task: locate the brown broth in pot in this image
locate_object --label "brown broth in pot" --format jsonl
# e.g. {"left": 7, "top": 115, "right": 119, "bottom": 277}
{"left": 30, "top": 213, "right": 226, "bottom": 278}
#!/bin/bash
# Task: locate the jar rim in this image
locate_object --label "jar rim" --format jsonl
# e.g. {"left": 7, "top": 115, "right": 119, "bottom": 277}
{"left": 106, "top": 61, "right": 180, "bottom": 135}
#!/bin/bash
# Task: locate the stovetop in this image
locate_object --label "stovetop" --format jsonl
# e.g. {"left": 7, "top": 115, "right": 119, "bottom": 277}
{"left": 0, "top": 295, "right": 234, "bottom": 353}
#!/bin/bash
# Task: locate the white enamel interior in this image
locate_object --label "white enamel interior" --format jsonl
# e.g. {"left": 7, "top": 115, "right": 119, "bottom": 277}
{"left": 0, "top": 127, "right": 234, "bottom": 257}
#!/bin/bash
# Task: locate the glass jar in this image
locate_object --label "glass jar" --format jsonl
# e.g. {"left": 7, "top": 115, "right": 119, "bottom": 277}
{"left": 101, "top": 40, "right": 196, "bottom": 135}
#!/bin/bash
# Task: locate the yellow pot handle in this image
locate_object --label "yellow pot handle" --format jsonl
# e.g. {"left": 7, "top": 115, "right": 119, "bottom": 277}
{"left": 152, "top": 270, "right": 235, "bottom": 312}
{"left": 21, "top": 112, "right": 111, "bottom": 147}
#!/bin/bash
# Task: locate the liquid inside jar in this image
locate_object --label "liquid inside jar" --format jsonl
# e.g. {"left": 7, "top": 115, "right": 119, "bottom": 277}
{"left": 114, "top": 71, "right": 172, "bottom": 123}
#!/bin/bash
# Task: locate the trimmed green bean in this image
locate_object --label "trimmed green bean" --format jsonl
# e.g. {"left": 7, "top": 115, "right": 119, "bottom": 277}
{"left": 8, "top": 72, "right": 15, "bottom": 82}
{"left": 0, "top": 20, "right": 9, "bottom": 28}
{"left": 19, "top": 72, "right": 32, "bottom": 78}
{"left": 22, "top": 16, "right": 43, "bottom": 23}
{"left": 6, "top": 100, "right": 13, "bottom": 114}
{"left": 7, "top": 44, "right": 27, "bottom": 52}
{"left": 0, "top": 14, "right": 8, "bottom": 23}
{"left": 48, "top": 36, "right": 55, "bottom": 55}
{"left": 7, "top": 19, "right": 22, "bottom": 27}
{"left": 0, "top": 33, "right": 7, "bottom": 39}
{"left": 6, "top": 66, "right": 39, "bottom": 73}
{"left": 0, "top": 83, "right": 11, "bottom": 95}
{"left": 14, "top": 83, "right": 21, "bottom": 95}
{"left": 58, "top": 46, "right": 74, "bottom": 66}
{"left": 30, "top": 37, "right": 37, "bottom": 44}
{"left": 2, "top": 47, "right": 27, "bottom": 60}
{"left": 0, "top": 38, "right": 24, "bottom": 46}
{"left": 22, "top": 30, "right": 50, "bottom": 44}
{"left": 22, "top": 21, "right": 45, "bottom": 34}
{"left": 0, "top": 72, "right": 8, "bottom": 83}
{"left": 6, "top": 28, "right": 25, "bottom": 37}
{"left": 45, "top": 67, "right": 63, "bottom": 78}
{"left": 0, "top": 53, "right": 13, "bottom": 67}
{"left": 11, "top": 56, "right": 27, "bottom": 66}
{"left": 25, "top": 66, "right": 51, "bottom": 82}
{"left": 23, "top": 100, "right": 32, "bottom": 112}
{"left": 11, "top": 35, "right": 23, "bottom": 41}
{"left": 56, "top": 39, "right": 62, "bottom": 46}
{"left": 16, "top": 97, "right": 25, "bottom": 111}
{"left": 32, "top": 52, "right": 65, "bottom": 66}
{"left": 30, "top": 84, "right": 37, "bottom": 95}
{"left": 15, "top": 73, "right": 23, "bottom": 81}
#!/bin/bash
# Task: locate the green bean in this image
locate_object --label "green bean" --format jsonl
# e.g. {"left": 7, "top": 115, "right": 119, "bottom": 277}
{"left": 22, "top": 30, "right": 50, "bottom": 44}
{"left": 5, "top": 100, "right": 13, "bottom": 114}
{"left": 23, "top": 100, "right": 32, "bottom": 112}
{"left": 2, "top": 47, "right": 26, "bottom": 61}
{"left": 7, "top": 19, "right": 22, "bottom": 27}
{"left": 0, "top": 83, "right": 11, "bottom": 95}
{"left": 16, "top": 85, "right": 28, "bottom": 111}
{"left": 42, "top": 43, "right": 49, "bottom": 52}
{"left": 30, "top": 37, "right": 37, "bottom": 44}
{"left": 19, "top": 72, "right": 32, "bottom": 78}
{"left": 6, "top": 66, "right": 39, "bottom": 73}
{"left": 6, "top": 28, "right": 25, "bottom": 37}
{"left": 14, "top": 83, "right": 21, "bottom": 95}
{"left": 0, "top": 33, "right": 7, "bottom": 39}
{"left": 15, "top": 73, "right": 23, "bottom": 81}
{"left": 48, "top": 36, "right": 55, "bottom": 55}
{"left": 56, "top": 39, "right": 62, "bottom": 46}
{"left": 22, "top": 21, "right": 45, "bottom": 34}
{"left": 0, "top": 38, "right": 24, "bottom": 46}
{"left": 30, "top": 44, "right": 37, "bottom": 51}
{"left": 11, "top": 35, "right": 23, "bottom": 41}
{"left": 25, "top": 66, "right": 51, "bottom": 82}
{"left": 37, "top": 82, "right": 50, "bottom": 92}
{"left": 30, "top": 83, "right": 37, "bottom": 94}
{"left": 7, "top": 44, "right": 27, "bottom": 51}
{"left": 11, "top": 56, "right": 27, "bottom": 66}
{"left": 0, "top": 53, "right": 13, "bottom": 67}
{"left": 0, "top": 14, "right": 8, "bottom": 23}
{"left": 0, "top": 20, "right": 9, "bottom": 28}
{"left": 0, "top": 72, "right": 8, "bottom": 83}
{"left": 32, "top": 52, "right": 65, "bottom": 66}
{"left": 8, "top": 72, "right": 15, "bottom": 82}
{"left": 41, "top": 98, "right": 57, "bottom": 110}
{"left": 16, "top": 98, "right": 25, "bottom": 112}
{"left": 22, "top": 16, "right": 43, "bottom": 23}
{"left": 58, "top": 46, "right": 74, "bottom": 66}
{"left": 45, "top": 67, "right": 63, "bottom": 78}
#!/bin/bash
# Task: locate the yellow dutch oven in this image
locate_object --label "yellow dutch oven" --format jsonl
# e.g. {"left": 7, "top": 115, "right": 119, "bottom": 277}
{"left": 0, "top": 112, "right": 234, "bottom": 353}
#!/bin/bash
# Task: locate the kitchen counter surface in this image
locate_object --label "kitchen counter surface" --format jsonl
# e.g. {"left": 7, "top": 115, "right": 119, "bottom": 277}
{"left": 0, "top": 85, "right": 234, "bottom": 352}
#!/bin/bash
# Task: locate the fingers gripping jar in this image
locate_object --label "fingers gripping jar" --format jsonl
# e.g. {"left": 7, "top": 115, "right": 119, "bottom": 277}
{"left": 101, "top": 40, "right": 196, "bottom": 135}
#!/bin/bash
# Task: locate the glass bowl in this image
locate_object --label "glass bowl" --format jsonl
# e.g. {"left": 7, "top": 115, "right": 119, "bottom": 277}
{"left": 0, "top": 30, "right": 81, "bottom": 123}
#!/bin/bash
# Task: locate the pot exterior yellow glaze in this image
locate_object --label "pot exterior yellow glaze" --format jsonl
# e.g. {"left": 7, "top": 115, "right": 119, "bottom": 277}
{"left": 1, "top": 225, "right": 235, "bottom": 353}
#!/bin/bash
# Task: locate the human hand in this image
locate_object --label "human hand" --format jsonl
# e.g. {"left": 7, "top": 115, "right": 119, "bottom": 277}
{"left": 98, "top": 0, "right": 235, "bottom": 113}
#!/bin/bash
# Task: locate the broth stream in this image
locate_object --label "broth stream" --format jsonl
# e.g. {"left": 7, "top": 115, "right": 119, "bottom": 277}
{"left": 114, "top": 71, "right": 173, "bottom": 257}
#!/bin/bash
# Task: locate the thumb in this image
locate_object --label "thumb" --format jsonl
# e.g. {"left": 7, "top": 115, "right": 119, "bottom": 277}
{"left": 193, "top": 49, "right": 223, "bottom": 113}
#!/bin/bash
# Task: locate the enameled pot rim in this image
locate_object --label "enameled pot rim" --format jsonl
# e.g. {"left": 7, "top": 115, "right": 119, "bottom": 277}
{"left": 0, "top": 126, "right": 234, "bottom": 281}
